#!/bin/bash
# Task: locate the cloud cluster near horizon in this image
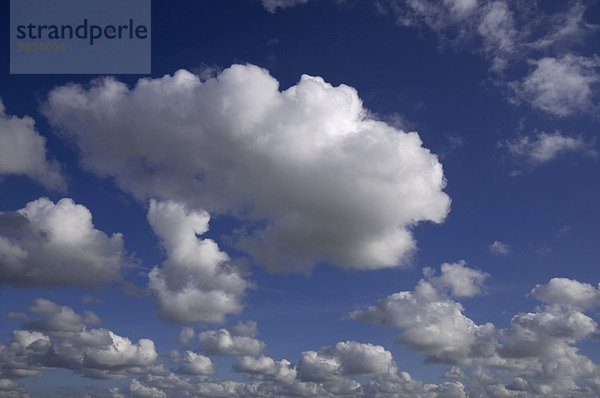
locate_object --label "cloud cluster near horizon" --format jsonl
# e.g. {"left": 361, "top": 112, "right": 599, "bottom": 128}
{"left": 2, "top": 264, "right": 600, "bottom": 397}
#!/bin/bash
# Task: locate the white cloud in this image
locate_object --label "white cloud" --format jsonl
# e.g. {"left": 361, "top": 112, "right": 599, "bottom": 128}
{"left": 511, "top": 55, "right": 600, "bottom": 117}
{"left": 44, "top": 64, "right": 450, "bottom": 273}
{"left": 175, "top": 351, "right": 214, "bottom": 375}
{"left": 175, "top": 327, "right": 195, "bottom": 346}
{"left": 22, "top": 298, "right": 99, "bottom": 333}
{"left": 146, "top": 200, "right": 249, "bottom": 324}
{"left": 0, "top": 99, "right": 65, "bottom": 190}
{"left": 297, "top": 341, "right": 395, "bottom": 382}
{"left": 0, "top": 300, "right": 159, "bottom": 381}
{"left": 6, "top": 274, "right": 600, "bottom": 397}
{"left": 531, "top": 3, "right": 593, "bottom": 50}
{"left": 228, "top": 320, "right": 259, "bottom": 338}
{"left": 499, "top": 131, "right": 596, "bottom": 165}
{"left": 425, "top": 260, "right": 489, "bottom": 297}
{"left": 82, "top": 331, "right": 157, "bottom": 373}
{"left": 378, "top": 1, "right": 600, "bottom": 116}
{"left": 198, "top": 322, "right": 265, "bottom": 356}
{"left": 262, "top": 0, "right": 308, "bottom": 13}
{"left": 350, "top": 263, "right": 496, "bottom": 365}
{"left": 496, "top": 305, "right": 598, "bottom": 395}
{"left": 531, "top": 278, "right": 600, "bottom": 310}
{"left": 444, "top": 366, "right": 466, "bottom": 379}
{"left": 128, "top": 379, "right": 166, "bottom": 398}
{"left": 489, "top": 240, "right": 510, "bottom": 255}
{"left": 477, "top": 1, "right": 518, "bottom": 71}
{"left": 233, "top": 356, "right": 297, "bottom": 384}
{"left": 351, "top": 266, "right": 600, "bottom": 396}
{"left": 0, "top": 197, "right": 130, "bottom": 288}
{"left": 500, "top": 306, "right": 596, "bottom": 359}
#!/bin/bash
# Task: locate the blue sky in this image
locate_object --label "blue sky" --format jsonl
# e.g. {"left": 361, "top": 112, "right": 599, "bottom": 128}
{"left": 1, "top": 0, "right": 600, "bottom": 397}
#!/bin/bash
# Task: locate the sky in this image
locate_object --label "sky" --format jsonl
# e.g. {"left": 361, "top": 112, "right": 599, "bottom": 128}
{"left": 0, "top": 0, "right": 600, "bottom": 397}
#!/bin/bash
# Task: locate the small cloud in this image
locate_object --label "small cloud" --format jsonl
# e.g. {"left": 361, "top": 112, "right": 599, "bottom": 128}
{"left": 510, "top": 54, "right": 600, "bottom": 117}
{"left": 444, "top": 365, "right": 466, "bottom": 379}
{"left": 499, "top": 131, "right": 596, "bottom": 166}
{"left": 262, "top": 0, "right": 309, "bottom": 13}
{"left": 558, "top": 225, "right": 572, "bottom": 236}
{"left": 5, "top": 312, "right": 27, "bottom": 320}
{"left": 176, "top": 327, "right": 195, "bottom": 346}
{"left": 536, "top": 246, "right": 552, "bottom": 256}
{"left": 81, "top": 295, "right": 102, "bottom": 304}
{"left": 489, "top": 240, "right": 510, "bottom": 255}
{"left": 0, "top": 99, "right": 66, "bottom": 191}
{"left": 446, "top": 135, "right": 464, "bottom": 149}
{"left": 121, "top": 281, "right": 151, "bottom": 298}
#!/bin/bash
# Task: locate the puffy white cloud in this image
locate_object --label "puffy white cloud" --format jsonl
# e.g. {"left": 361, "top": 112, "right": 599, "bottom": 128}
{"left": 175, "top": 351, "right": 214, "bottom": 375}
{"left": 147, "top": 200, "right": 249, "bottom": 324}
{"left": 198, "top": 322, "right": 265, "bottom": 356}
{"left": 82, "top": 331, "right": 157, "bottom": 372}
{"left": 297, "top": 341, "right": 395, "bottom": 382}
{"left": 500, "top": 306, "right": 596, "bottom": 359}
{"left": 350, "top": 265, "right": 600, "bottom": 396}
{"left": 511, "top": 55, "right": 600, "bottom": 117}
{"left": 175, "top": 327, "right": 195, "bottom": 346}
{"left": 128, "top": 379, "right": 166, "bottom": 398}
{"left": 351, "top": 263, "right": 495, "bottom": 365}
{"left": 0, "top": 300, "right": 159, "bottom": 381}
{"left": 0, "top": 330, "right": 51, "bottom": 378}
{"left": 444, "top": 366, "right": 466, "bottom": 379}
{"left": 44, "top": 64, "right": 450, "bottom": 273}
{"left": 489, "top": 240, "right": 510, "bottom": 256}
{"left": 0, "top": 197, "right": 131, "bottom": 288}
{"left": 496, "top": 305, "right": 599, "bottom": 395}
{"left": 425, "top": 260, "right": 489, "bottom": 297}
{"left": 363, "top": 370, "right": 467, "bottom": 398}
{"left": 531, "top": 278, "right": 600, "bottom": 310}
{"left": 228, "top": 320, "right": 259, "bottom": 338}
{"left": 0, "top": 99, "right": 65, "bottom": 190}
{"left": 262, "top": 0, "right": 308, "bottom": 13}
{"left": 499, "top": 131, "right": 596, "bottom": 165}
{"left": 22, "top": 298, "right": 100, "bottom": 333}
{"left": 234, "top": 356, "right": 297, "bottom": 384}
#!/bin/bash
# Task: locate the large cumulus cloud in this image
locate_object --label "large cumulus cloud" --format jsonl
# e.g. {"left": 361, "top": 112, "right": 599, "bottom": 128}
{"left": 44, "top": 64, "right": 450, "bottom": 273}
